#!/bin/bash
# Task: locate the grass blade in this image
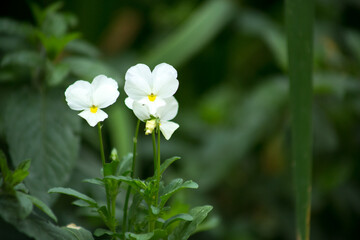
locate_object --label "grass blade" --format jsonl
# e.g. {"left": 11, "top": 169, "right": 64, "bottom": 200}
{"left": 286, "top": 0, "right": 314, "bottom": 239}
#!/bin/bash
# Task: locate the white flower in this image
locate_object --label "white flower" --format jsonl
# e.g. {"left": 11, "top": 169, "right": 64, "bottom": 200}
{"left": 124, "top": 63, "right": 179, "bottom": 114}
{"left": 130, "top": 96, "right": 179, "bottom": 140}
{"left": 65, "top": 75, "right": 120, "bottom": 127}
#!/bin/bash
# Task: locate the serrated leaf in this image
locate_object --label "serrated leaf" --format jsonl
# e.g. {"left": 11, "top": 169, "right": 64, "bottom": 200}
{"left": 160, "top": 156, "right": 180, "bottom": 174}
{"left": 163, "top": 213, "right": 193, "bottom": 229}
{"left": 168, "top": 205, "right": 213, "bottom": 240}
{"left": 160, "top": 179, "right": 198, "bottom": 207}
{"left": 25, "top": 194, "right": 57, "bottom": 222}
{"left": 4, "top": 88, "right": 81, "bottom": 204}
{"left": 48, "top": 187, "right": 97, "bottom": 207}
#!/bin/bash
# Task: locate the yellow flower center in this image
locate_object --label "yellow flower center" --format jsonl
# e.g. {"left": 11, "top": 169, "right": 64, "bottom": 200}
{"left": 148, "top": 93, "right": 156, "bottom": 102}
{"left": 90, "top": 105, "right": 98, "bottom": 113}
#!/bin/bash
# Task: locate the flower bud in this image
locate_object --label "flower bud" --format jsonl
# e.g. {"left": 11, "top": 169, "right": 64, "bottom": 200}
{"left": 145, "top": 119, "right": 156, "bottom": 135}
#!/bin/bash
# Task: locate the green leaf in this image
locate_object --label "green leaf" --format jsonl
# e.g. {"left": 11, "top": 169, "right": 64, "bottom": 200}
{"left": 160, "top": 156, "right": 180, "bottom": 175}
{"left": 62, "top": 225, "right": 95, "bottom": 240}
{"left": 0, "top": 195, "right": 94, "bottom": 240}
{"left": 168, "top": 205, "right": 213, "bottom": 240}
{"left": 0, "top": 18, "right": 34, "bottom": 37}
{"left": 4, "top": 88, "right": 81, "bottom": 204}
{"left": 163, "top": 213, "right": 193, "bottom": 229}
{"left": 1, "top": 50, "right": 43, "bottom": 68}
{"left": 72, "top": 199, "right": 91, "bottom": 208}
{"left": 48, "top": 187, "right": 97, "bottom": 207}
{"left": 142, "top": 0, "right": 235, "bottom": 67}
{"left": 63, "top": 56, "right": 119, "bottom": 80}
{"left": 286, "top": 0, "right": 314, "bottom": 239}
{"left": 126, "top": 232, "right": 154, "bottom": 240}
{"left": 160, "top": 179, "right": 198, "bottom": 207}
{"left": 25, "top": 194, "right": 57, "bottom": 222}
{"left": 15, "top": 191, "right": 33, "bottom": 219}
{"left": 65, "top": 39, "right": 100, "bottom": 58}
{"left": 237, "top": 9, "right": 287, "bottom": 70}
{"left": 119, "top": 153, "right": 133, "bottom": 176}
{"left": 12, "top": 159, "right": 31, "bottom": 186}
{"left": 0, "top": 150, "right": 10, "bottom": 182}
{"left": 45, "top": 62, "right": 70, "bottom": 86}
{"left": 93, "top": 228, "right": 114, "bottom": 237}
{"left": 105, "top": 175, "right": 147, "bottom": 191}
{"left": 83, "top": 178, "right": 104, "bottom": 186}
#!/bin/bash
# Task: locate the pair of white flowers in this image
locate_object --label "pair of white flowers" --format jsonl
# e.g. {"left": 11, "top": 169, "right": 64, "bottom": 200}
{"left": 65, "top": 63, "right": 179, "bottom": 140}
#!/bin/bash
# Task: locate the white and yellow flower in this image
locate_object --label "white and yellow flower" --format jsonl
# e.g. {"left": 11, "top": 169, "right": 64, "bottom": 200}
{"left": 65, "top": 75, "right": 119, "bottom": 127}
{"left": 131, "top": 96, "right": 179, "bottom": 140}
{"left": 124, "top": 63, "right": 179, "bottom": 114}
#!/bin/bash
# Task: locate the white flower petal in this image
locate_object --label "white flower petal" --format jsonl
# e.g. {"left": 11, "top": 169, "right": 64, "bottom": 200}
{"left": 132, "top": 101, "right": 151, "bottom": 121}
{"left": 157, "top": 96, "right": 178, "bottom": 121}
{"left": 152, "top": 63, "right": 179, "bottom": 98}
{"left": 160, "top": 120, "right": 179, "bottom": 140}
{"left": 138, "top": 98, "right": 166, "bottom": 116}
{"left": 91, "top": 75, "right": 120, "bottom": 108}
{"left": 78, "top": 109, "right": 108, "bottom": 127}
{"left": 125, "top": 64, "right": 152, "bottom": 99}
{"left": 125, "top": 97, "right": 134, "bottom": 110}
{"left": 65, "top": 80, "right": 92, "bottom": 110}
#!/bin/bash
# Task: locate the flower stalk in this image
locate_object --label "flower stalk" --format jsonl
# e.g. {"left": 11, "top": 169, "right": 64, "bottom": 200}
{"left": 122, "top": 119, "right": 140, "bottom": 233}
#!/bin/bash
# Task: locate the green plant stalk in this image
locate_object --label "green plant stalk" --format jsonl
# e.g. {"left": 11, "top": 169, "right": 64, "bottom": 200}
{"left": 155, "top": 126, "right": 161, "bottom": 207}
{"left": 122, "top": 119, "right": 140, "bottom": 234}
{"left": 149, "top": 131, "right": 157, "bottom": 232}
{"left": 286, "top": 0, "right": 314, "bottom": 239}
{"left": 97, "top": 123, "right": 115, "bottom": 233}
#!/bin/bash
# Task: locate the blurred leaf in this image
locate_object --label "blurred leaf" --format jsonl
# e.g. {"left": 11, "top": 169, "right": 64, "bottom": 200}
{"left": 126, "top": 232, "right": 154, "bottom": 240}
{"left": 46, "top": 62, "right": 70, "bottom": 86}
{"left": 93, "top": 228, "right": 113, "bottom": 237}
{"left": 345, "top": 30, "right": 360, "bottom": 63}
{"left": 238, "top": 9, "right": 287, "bottom": 70}
{"left": 15, "top": 191, "right": 33, "bottom": 219}
{"left": 0, "top": 195, "right": 93, "bottom": 240}
{"left": 0, "top": 150, "right": 10, "bottom": 183}
{"left": 48, "top": 187, "right": 97, "bottom": 207}
{"left": 25, "top": 194, "right": 57, "bottom": 222}
{"left": 63, "top": 56, "right": 120, "bottom": 81}
{"left": 142, "top": 0, "right": 235, "bottom": 67}
{"left": 286, "top": 0, "right": 314, "bottom": 239}
{"left": 3, "top": 88, "right": 81, "bottom": 204}
{"left": 0, "top": 18, "right": 34, "bottom": 37}
{"left": 65, "top": 39, "right": 100, "bottom": 57}
{"left": 183, "top": 78, "right": 288, "bottom": 189}
{"left": 1, "top": 50, "right": 43, "bottom": 68}
{"left": 168, "top": 205, "right": 213, "bottom": 240}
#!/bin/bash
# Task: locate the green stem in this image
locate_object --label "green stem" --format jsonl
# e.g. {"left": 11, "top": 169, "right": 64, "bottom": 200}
{"left": 97, "top": 123, "right": 114, "bottom": 232}
{"left": 122, "top": 120, "right": 140, "bottom": 234}
{"left": 155, "top": 127, "right": 161, "bottom": 206}
{"left": 148, "top": 131, "right": 157, "bottom": 232}
{"left": 98, "top": 123, "right": 106, "bottom": 166}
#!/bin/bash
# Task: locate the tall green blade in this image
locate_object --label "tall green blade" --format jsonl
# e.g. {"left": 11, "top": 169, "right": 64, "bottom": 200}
{"left": 286, "top": 0, "right": 314, "bottom": 239}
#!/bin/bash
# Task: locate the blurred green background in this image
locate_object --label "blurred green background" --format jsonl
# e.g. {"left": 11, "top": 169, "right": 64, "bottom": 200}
{"left": 1, "top": 0, "right": 360, "bottom": 239}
